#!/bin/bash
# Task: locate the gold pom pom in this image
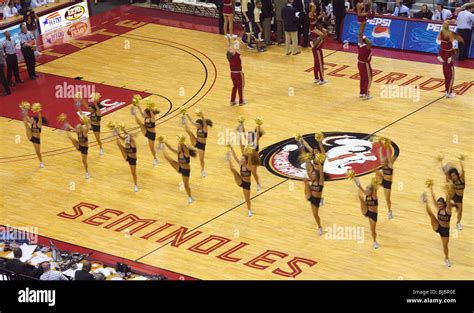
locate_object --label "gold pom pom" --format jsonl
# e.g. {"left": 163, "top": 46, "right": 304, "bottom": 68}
{"left": 371, "top": 177, "right": 380, "bottom": 187}
{"left": 177, "top": 135, "right": 186, "bottom": 144}
{"left": 442, "top": 183, "right": 455, "bottom": 195}
{"left": 142, "top": 99, "right": 154, "bottom": 110}
{"left": 226, "top": 143, "right": 232, "bottom": 148}
{"left": 19, "top": 101, "right": 31, "bottom": 111}
{"left": 107, "top": 121, "right": 116, "bottom": 130}
{"left": 346, "top": 169, "right": 356, "bottom": 180}
{"left": 370, "top": 136, "right": 383, "bottom": 144}
{"left": 195, "top": 108, "right": 203, "bottom": 117}
{"left": 243, "top": 146, "right": 254, "bottom": 155}
{"left": 78, "top": 113, "right": 89, "bottom": 125}
{"left": 425, "top": 179, "right": 434, "bottom": 188}
{"left": 255, "top": 116, "right": 263, "bottom": 126}
{"left": 314, "top": 153, "right": 326, "bottom": 164}
{"left": 298, "top": 152, "right": 314, "bottom": 162}
{"left": 458, "top": 154, "right": 466, "bottom": 161}
{"left": 294, "top": 133, "right": 302, "bottom": 141}
{"left": 74, "top": 92, "right": 82, "bottom": 100}
{"left": 314, "top": 132, "right": 324, "bottom": 141}
{"left": 435, "top": 155, "right": 444, "bottom": 163}
{"left": 180, "top": 108, "right": 187, "bottom": 116}
{"left": 132, "top": 95, "right": 142, "bottom": 106}
{"left": 57, "top": 113, "right": 67, "bottom": 123}
{"left": 237, "top": 116, "right": 245, "bottom": 124}
{"left": 31, "top": 103, "right": 42, "bottom": 113}
{"left": 382, "top": 137, "right": 392, "bottom": 148}
{"left": 91, "top": 92, "right": 101, "bottom": 102}
{"left": 118, "top": 122, "right": 126, "bottom": 132}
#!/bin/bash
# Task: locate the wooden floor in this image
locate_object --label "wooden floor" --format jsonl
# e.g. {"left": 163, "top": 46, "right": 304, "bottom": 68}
{"left": 0, "top": 23, "right": 473, "bottom": 280}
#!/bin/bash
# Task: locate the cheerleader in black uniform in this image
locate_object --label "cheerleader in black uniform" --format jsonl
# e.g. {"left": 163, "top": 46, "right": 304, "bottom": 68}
{"left": 303, "top": 152, "right": 325, "bottom": 235}
{"left": 227, "top": 144, "right": 253, "bottom": 217}
{"left": 131, "top": 98, "right": 159, "bottom": 167}
{"left": 184, "top": 109, "right": 213, "bottom": 177}
{"left": 439, "top": 155, "right": 465, "bottom": 231}
{"left": 61, "top": 114, "right": 91, "bottom": 179}
{"left": 20, "top": 102, "right": 46, "bottom": 168}
{"left": 76, "top": 93, "right": 104, "bottom": 156}
{"left": 350, "top": 173, "right": 379, "bottom": 249}
{"left": 162, "top": 136, "right": 196, "bottom": 204}
{"left": 375, "top": 138, "right": 396, "bottom": 219}
{"left": 237, "top": 116, "right": 264, "bottom": 191}
{"left": 422, "top": 181, "right": 453, "bottom": 267}
{"left": 113, "top": 124, "right": 138, "bottom": 192}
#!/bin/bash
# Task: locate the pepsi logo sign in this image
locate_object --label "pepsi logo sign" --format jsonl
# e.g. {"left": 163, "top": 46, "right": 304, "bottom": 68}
{"left": 426, "top": 23, "right": 456, "bottom": 32}
{"left": 367, "top": 18, "right": 391, "bottom": 27}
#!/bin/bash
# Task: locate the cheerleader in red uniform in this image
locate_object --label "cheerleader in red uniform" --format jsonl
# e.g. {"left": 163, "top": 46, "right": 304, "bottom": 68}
{"left": 223, "top": 0, "right": 235, "bottom": 36}
{"left": 356, "top": 0, "right": 374, "bottom": 37}
{"left": 309, "top": 3, "right": 328, "bottom": 85}
{"left": 357, "top": 35, "right": 373, "bottom": 100}
{"left": 436, "top": 22, "right": 463, "bottom": 99}
{"left": 227, "top": 35, "right": 246, "bottom": 106}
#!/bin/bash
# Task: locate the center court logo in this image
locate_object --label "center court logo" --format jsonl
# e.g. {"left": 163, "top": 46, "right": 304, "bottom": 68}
{"left": 259, "top": 132, "right": 399, "bottom": 180}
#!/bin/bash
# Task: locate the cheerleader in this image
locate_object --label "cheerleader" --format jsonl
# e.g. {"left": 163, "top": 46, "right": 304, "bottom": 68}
{"left": 227, "top": 144, "right": 253, "bottom": 217}
{"left": 162, "top": 136, "right": 196, "bottom": 204}
{"left": 61, "top": 114, "right": 91, "bottom": 179}
{"left": 309, "top": 2, "right": 328, "bottom": 84}
{"left": 303, "top": 152, "right": 325, "bottom": 235}
{"left": 113, "top": 123, "right": 138, "bottom": 192}
{"left": 436, "top": 22, "right": 463, "bottom": 98}
{"left": 356, "top": 0, "right": 373, "bottom": 37}
{"left": 223, "top": 0, "right": 235, "bottom": 36}
{"left": 227, "top": 35, "right": 246, "bottom": 106}
{"left": 422, "top": 181, "right": 453, "bottom": 267}
{"left": 375, "top": 139, "right": 396, "bottom": 219}
{"left": 299, "top": 133, "right": 326, "bottom": 177}
{"left": 184, "top": 109, "right": 213, "bottom": 177}
{"left": 20, "top": 102, "right": 46, "bottom": 168}
{"left": 351, "top": 173, "right": 379, "bottom": 249}
{"left": 131, "top": 97, "right": 159, "bottom": 167}
{"left": 358, "top": 35, "right": 373, "bottom": 100}
{"left": 439, "top": 155, "right": 465, "bottom": 230}
{"left": 237, "top": 116, "right": 263, "bottom": 191}
{"left": 76, "top": 93, "right": 104, "bottom": 156}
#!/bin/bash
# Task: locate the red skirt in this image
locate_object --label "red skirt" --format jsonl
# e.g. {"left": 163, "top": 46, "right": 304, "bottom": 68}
{"left": 223, "top": 5, "right": 234, "bottom": 15}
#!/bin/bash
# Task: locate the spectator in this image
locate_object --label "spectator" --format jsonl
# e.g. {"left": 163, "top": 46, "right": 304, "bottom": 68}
{"left": 1, "top": 46, "right": 12, "bottom": 96}
{"left": 74, "top": 261, "right": 95, "bottom": 281}
{"left": 432, "top": 4, "right": 452, "bottom": 21}
{"left": 19, "top": 23, "right": 38, "bottom": 80}
{"left": 3, "top": 1, "right": 19, "bottom": 20}
{"left": 13, "top": 0, "right": 23, "bottom": 14}
{"left": 39, "top": 262, "right": 69, "bottom": 281}
{"left": 456, "top": 3, "right": 474, "bottom": 60}
{"left": 333, "top": 0, "right": 346, "bottom": 41}
{"left": 392, "top": 0, "right": 410, "bottom": 17}
{"left": 3, "top": 31, "right": 24, "bottom": 86}
{"left": 94, "top": 272, "right": 106, "bottom": 280}
{"left": 414, "top": 4, "right": 433, "bottom": 19}
{"left": 24, "top": 9, "right": 41, "bottom": 56}
{"left": 5, "top": 248, "right": 28, "bottom": 273}
{"left": 282, "top": 0, "right": 300, "bottom": 55}
{"left": 261, "top": 0, "right": 273, "bottom": 45}
{"left": 447, "top": 6, "right": 462, "bottom": 22}
{"left": 241, "top": 0, "right": 256, "bottom": 48}
{"left": 31, "top": 0, "right": 47, "bottom": 8}
{"left": 254, "top": 1, "right": 267, "bottom": 51}
{"left": 275, "top": 0, "right": 287, "bottom": 44}
{"left": 215, "top": 0, "right": 225, "bottom": 34}
{"left": 293, "top": 0, "right": 309, "bottom": 47}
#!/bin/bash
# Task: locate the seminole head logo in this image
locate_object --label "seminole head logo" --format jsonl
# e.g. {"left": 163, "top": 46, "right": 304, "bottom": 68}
{"left": 259, "top": 132, "right": 399, "bottom": 181}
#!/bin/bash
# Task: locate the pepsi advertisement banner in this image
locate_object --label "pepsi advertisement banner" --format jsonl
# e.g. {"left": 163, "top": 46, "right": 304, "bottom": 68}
{"left": 342, "top": 13, "right": 406, "bottom": 49}
{"left": 342, "top": 13, "right": 474, "bottom": 58}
